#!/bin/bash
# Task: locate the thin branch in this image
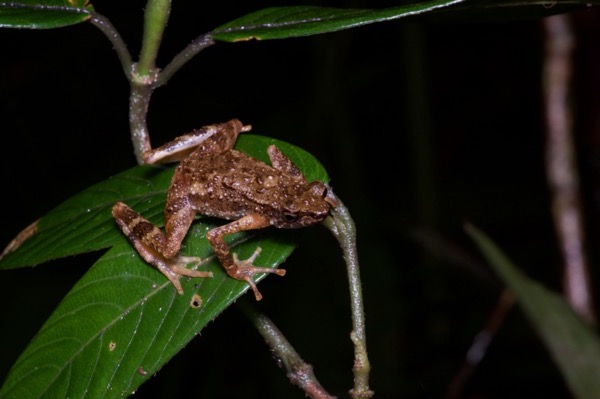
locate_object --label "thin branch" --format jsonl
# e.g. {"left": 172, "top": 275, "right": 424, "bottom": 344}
{"left": 322, "top": 192, "right": 373, "bottom": 399}
{"left": 156, "top": 34, "right": 215, "bottom": 87}
{"left": 543, "top": 14, "right": 596, "bottom": 324}
{"left": 240, "top": 302, "right": 335, "bottom": 399}
{"left": 89, "top": 10, "right": 151, "bottom": 163}
{"left": 89, "top": 11, "right": 134, "bottom": 80}
{"left": 446, "top": 289, "right": 516, "bottom": 399}
{"left": 129, "top": 83, "right": 153, "bottom": 163}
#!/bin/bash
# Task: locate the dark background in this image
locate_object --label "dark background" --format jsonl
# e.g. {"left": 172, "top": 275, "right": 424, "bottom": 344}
{"left": 1, "top": 1, "right": 600, "bottom": 398}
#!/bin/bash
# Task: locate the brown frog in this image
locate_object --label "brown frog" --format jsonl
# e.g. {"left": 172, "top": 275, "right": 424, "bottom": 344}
{"left": 112, "top": 119, "right": 336, "bottom": 300}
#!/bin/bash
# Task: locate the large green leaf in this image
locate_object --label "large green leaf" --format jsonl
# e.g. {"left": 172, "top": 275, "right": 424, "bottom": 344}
{"left": 0, "top": 135, "right": 329, "bottom": 398}
{"left": 0, "top": 134, "right": 328, "bottom": 269}
{"left": 210, "top": 0, "right": 591, "bottom": 42}
{"left": 466, "top": 224, "right": 600, "bottom": 399}
{"left": 0, "top": 235, "right": 297, "bottom": 398}
{"left": 0, "top": 1, "right": 93, "bottom": 29}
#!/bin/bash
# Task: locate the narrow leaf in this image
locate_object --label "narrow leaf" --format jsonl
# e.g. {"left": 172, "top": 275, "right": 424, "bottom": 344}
{"left": 0, "top": 134, "right": 328, "bottom": 269}
{"left": 211, "top": 1, "right": 466, "bottom": 41}
{"left": 0, "top": 1, "right": 93, "bottom": 29}
{"left": 210, "top": 0, "right": 594, "bottom": 42}
{"left": 466, "top": 224, "right": 600, "bottom": 399}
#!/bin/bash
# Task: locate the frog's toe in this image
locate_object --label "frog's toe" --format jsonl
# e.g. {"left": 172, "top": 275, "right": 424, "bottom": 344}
{"left": 170, "top": 256, "right": 213, "bottom": 279}
{"left": 154, "top": 256, "right": 213, "bottom": 294}
{"left": 232, "top": 248, "right": 286, "bottom": 277}
{"left": 231, "top": 248, "right": 286, "bottom": 301}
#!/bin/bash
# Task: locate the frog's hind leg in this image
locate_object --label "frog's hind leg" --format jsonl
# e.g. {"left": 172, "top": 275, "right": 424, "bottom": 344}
{"left": 112, "top": 202, "right": 212, "bottom": 294}
{"left": 206, "top": 213, "right": 286, "bottom": 301}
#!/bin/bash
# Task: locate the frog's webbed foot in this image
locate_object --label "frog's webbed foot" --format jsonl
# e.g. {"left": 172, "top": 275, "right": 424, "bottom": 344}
{"left": 159, "top": 256, "right": 213, "bottom": 295}
{"left": 231, "top": 247, "right": 286, "bottom": 301}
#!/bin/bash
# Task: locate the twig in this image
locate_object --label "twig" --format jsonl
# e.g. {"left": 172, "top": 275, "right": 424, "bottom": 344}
{"left": 89, "top": 3, "right": 216, "bottom": 164}
{"left": 129, "top": 82, "right": 154, "bottom": 163}
{"left": 543, "top": 14, "right": 596, "bottom": 324}
{"left": 89, "top": 12, "right": 133, "bottom": 80}
{"left": 89, "top": 8, "right": 153, "bottom": 163}
{"left": 323, "top": 192, "right": 373, "bottom": 399}
{"left": 157, "top": 34, "right": 215, "bottom": 87}
{"left": 446, "top": 289, "right": 516, "bottom": 399}
{"left": 240, "top": 302, "right": 335, "bottom": 399}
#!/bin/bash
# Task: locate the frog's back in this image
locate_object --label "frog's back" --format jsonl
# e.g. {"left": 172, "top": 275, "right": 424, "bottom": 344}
{"left": 181, "top": 149, "right": 310, "bottom": 220}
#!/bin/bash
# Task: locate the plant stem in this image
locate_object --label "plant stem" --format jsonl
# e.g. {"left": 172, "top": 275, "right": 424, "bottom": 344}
{"left": 446, "top": 289, "right": 516, "bottom": 399}
{"left": 322, "top": 193, "right": 373, "bottom": 399}
{"left": 89, "top": 9, "right": 153, "bottom": 163}
{"left": 157, "top": 34, "right": 215, "bottom": 87}
{"left": 89, "top": 12, "right": 133, "bottom": 80}
{"left": 129, "top": 82, "right": 153, "bottom": 163}
{"left": 137, "top": 0, "right": 172, "bottom": 79}
{"left": 125, "top": 0, "right": 172, "bottom": 163}
{"left": 543, "top": 14, "right": 596, "bottom": 324}
{"left": 90, "top": 4, "right": 216, "bottom": 162}
{"left": 124, "top": 0, "right": 174, "bottom": 163}
{"left": 239, "top": 302, "right": 335, "bottom": 399}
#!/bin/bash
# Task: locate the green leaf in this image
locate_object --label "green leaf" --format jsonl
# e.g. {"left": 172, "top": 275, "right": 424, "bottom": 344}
{"left": 210, "top": 0, "right": 590, "bottom": 42}
{"left": 0, "top": 165, "right": 172, "bottom": 269}
{"left": 0, "top": 134, "right": 329, "bottom": 398}
{"left": 466, "top": 224, "right": 600, "bottom": 399}
{"left": 0, "top": 134, "right": 328, "bottom": 270}
{"left": 211, "top": 1, "right": 465, "bottom": 41}
{"left": 0, "top": 234, "right": 297, "bottom": 398}
{"left": 0, "top": 1, "right": 93, "bottom": 29}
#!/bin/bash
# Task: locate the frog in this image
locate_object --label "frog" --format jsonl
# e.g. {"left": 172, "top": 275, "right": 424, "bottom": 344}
{"left": 112, "top": 119, "right": 336, "bottom": 301}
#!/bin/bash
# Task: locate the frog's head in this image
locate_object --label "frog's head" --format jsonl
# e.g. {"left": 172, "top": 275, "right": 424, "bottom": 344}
{"left": 274, "top": 181, "right": 337, "bottom": 228}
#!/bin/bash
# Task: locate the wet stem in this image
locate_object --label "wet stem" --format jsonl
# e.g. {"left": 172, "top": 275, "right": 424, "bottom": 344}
{"left": 323, "top": 195, "right": 374, "bottom": 399}
{"left": 240, "top": 302, "right": 336, "bottom": 399}
{"left": 543, "top": 14, "right": 596, "bottom": 324}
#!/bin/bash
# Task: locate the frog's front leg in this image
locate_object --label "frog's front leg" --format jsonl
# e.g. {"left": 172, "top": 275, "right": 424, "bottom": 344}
{"left": 112, "top": 202, "right": 213, "bottom": 294}
{"left": 206, "top": 214, "right": 286, "bottom": 301}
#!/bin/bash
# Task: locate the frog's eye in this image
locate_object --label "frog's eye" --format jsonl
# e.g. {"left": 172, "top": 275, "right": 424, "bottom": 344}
{"left": 283, "top": 213, "right": 299, "bottom": 222}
